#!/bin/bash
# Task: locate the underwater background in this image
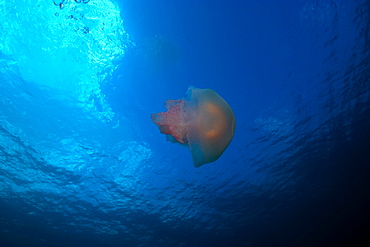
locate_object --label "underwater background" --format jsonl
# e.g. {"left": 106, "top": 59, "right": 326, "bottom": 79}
{"left": 1, "top": 0, "right": 370, "bottom": 246}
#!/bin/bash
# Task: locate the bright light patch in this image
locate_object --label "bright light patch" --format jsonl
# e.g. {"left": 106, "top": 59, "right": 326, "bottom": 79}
{"left": 0, "top": 0, "right": 131, "bottom": 122}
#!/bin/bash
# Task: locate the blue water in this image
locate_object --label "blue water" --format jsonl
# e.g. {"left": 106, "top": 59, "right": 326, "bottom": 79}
{"left": 1, "top": 0, "right": 370, "bottom": 246}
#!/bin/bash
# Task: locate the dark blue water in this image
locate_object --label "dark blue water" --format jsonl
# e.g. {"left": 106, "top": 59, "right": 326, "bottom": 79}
{"left": 1, "top": 0, "right": 370, "bottom": 246}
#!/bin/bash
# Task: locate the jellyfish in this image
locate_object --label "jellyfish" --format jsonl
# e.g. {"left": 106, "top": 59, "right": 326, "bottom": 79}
{"left": 151, "top": 86, "right": 236, "bottom": 167}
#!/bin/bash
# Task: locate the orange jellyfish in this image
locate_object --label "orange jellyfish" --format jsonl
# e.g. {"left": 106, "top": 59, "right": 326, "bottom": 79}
{"left": 151, "top": 86, "right": 236, "bottom": 167}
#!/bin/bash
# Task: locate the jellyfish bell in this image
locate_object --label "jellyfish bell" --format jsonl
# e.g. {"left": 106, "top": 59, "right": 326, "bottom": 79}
{"left": 186, "top": 88, "right": 236, "bottom": 167}
{"left": 151, "top": 86, "right": 236, "bottom": 167}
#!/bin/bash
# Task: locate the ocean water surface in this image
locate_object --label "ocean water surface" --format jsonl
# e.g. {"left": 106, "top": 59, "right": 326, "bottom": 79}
{"left": 1, "top": 0, "right": 370, "bottom": 246}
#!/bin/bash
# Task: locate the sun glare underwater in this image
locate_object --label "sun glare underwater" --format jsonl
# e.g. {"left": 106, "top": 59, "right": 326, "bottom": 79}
{"left": 1, "top": 0, "right": 370, "bottom": 247}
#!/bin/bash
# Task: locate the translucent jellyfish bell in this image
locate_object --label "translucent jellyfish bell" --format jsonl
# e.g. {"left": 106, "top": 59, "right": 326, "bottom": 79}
{"left": 151, "top": 86, "right": 236, "bottom": 167}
